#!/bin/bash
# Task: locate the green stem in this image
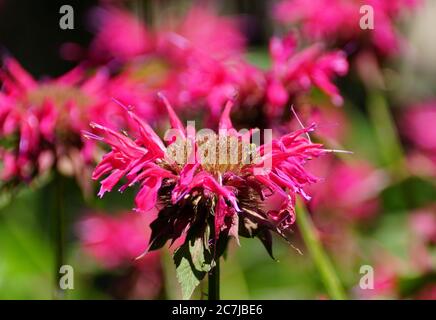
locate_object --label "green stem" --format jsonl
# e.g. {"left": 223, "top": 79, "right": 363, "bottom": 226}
{"left": 208, "top": 258, "right": 220, "bottom": 300}
{"left": 296, "top": 201, "right": 346, "bottom": 300}
{"left": 367, "top": 90, "right": 406, "bottom": 177}
{"left": 53, "top": 173, "right": 66, "bottom": 300}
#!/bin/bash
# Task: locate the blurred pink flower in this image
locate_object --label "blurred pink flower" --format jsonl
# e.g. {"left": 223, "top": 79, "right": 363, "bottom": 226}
{"left": 88, "top": 7, "right": 154, "bottom": 63}
{"left": 78, "top": 211, "right": 158, "bottom": 268}
{"left": 402, "top": 102, "right": 436, "bottom": 178}
{"left": 152, "top": 6, "right": 257, "bottom": 122}
{"left": 77, "top": 211, "right": 162, "bottom": 299}
{"left": 406, "top": 151, "right": 436, "bottom": 178}
{"left": 410, "top": 207, "right": 436, "bottom": 244}
{"left": 409, "top": 205, "right": 436, "bottom": 272}
{"left": 0, "top": 59, "right": 112, "bottom": 186}
{"left": 82, "top": 5, "right": 259, "bottom": 123}
{"left": 273, "top": 0, "right": 419, "bottom": 56}
{"left": 161, "top": 51, "right": 265, "bottom": 122}
{"left": 159, "top": 6, "right": 246, "bottom": 60}
{"left": 87, "top": 5, "right": 245, "bottom": 64}
{"left": 0, "top": 58, "right": 146, "bottom": 192}
{"left": 84, "top": 95, "right": 326, "bottom": 247}
{"left": 309, "top": 159, "right": 386, "bottom": 220}
{"left": 266, "top": 35, "right": 348, "bottom": 116}
{"left": 402, "top": 102, "right": 436, "bottom": 154}
{"left": 82, "top": 7, "right": 348, "bottom": 126}
{"left": 307, "top": 106, "right": 349, "bottom": 142}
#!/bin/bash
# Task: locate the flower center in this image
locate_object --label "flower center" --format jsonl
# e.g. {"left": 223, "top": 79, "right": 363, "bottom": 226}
{"left": 165, "top": 133, "right": 259, "bottom": 175}
{"left": 26, "top": 84, "right": 92, "bottom": 108}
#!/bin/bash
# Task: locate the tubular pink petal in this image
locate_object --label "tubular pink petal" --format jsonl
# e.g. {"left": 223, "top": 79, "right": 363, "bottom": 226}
{"left": 4, "top": 58, "right": 37, "bottom": 90}
{"left": 134, "top": 176, "right": 163, "bottom": 213}
{"left": 111, "top": 98, "right": 166, "bottom": 155}
{"left": 157, "top": 92, "right": 186, "bottom": 137}
{"left": 98, "top": 169, "right": 126, "bottom": 198}
{"left": 218, "top": 99, "right": 235, "bottom": 131}
{"left": 90, "top": 121, "right": 147, "bottom": 158}
{"left": 82, "top": 68, "right": 109, "bottom": 93}
{"left": 82, "top": 130, "right": 104, "bottom": 141}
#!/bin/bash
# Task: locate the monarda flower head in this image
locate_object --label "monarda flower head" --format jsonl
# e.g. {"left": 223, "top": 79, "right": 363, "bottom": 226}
{"left": 0, "top": 58, "right": 121, "bottom": 192}
{"left": 77, "top": 211, "right": 163, "bottom": 299}
{"left": 85, "top": 5, "right": 245, "bottom": 65}
{"left": 84, "top": 94, "right": 326, "bottom": 298}
{"left": 273, "top": 0, "right": 420, "bottom": 57}
{"left": 266, "top": 35, "right": 348, "bottom": 115}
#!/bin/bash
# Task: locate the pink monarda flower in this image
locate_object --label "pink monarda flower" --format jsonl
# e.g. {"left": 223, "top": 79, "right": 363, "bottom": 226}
{"left": 77, "top": 211, "right": 162, "bottom": 299}
{"left": 0, "top": 58, "right": 113, "bottom": 190}
{"left": 266, "top": 35, "right": 348, "bottom": 116}
{"left": 410, "top": 208, "right": 436, "bottom": 245}
{"left": 273, "top": 0, "right": 419, "bottom": 56}
{"left": 84, "top": 95, "right": 325, "bottom": 256}
{"left": 78, "top": 211, "right": 159, "bottom": 268}
{"left": 83, "top": 5, "right": 257, "bottom": 123}
{"left": 402, "top": 102, "right": 436, "bottom": 154}
{"left": 168, "top": 35, "right": 347, "bottom": 124}
{"left": 158, "top": 6, "right": 246, "bottom": 60}
{"left": 88, "top": 6, "right": 154, "bottom": 64}
{"left": 308, "top": 158, "right": 386, "bottom": 221}
{"left": 401, "top": 102, "right": 436, "bottom": 178}
{"left": 163, "top": 51, "right": 265, "bottom": 122}
{"left": 86, "top": 5, "right": 245, "bottom": 65}
{"left": 302, "top": 105, "right": 349, "bottom": 143}
{"left": 409, "top": 207, "right": 436, "bottom": 272}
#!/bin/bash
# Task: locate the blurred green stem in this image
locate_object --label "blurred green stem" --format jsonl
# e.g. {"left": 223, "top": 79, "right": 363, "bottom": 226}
{"left": 296, "top": 200, "right": 346, "bottom": 300}
{"left": 367, "top": 91, "right": 406, "bottom": 177}
{"left": 208, "top": 220, "right": 220, "bottom": 300}
{"left": 208, "top": 258, "right": 220, "bottom": 300}
{"left": 53, "top": 172, "right": 65, "bottom": 299}
{"left": 162, "top": 249, "right": 182, "bottom": 299}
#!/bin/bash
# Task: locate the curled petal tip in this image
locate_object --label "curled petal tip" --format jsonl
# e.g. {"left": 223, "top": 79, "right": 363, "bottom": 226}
{"left": 157, "top": 91, "right": 185, "bottom": 134}
{"left": 156, "top": 91, "right": 167, "bottom": 101}
{"left": 112, "top": 97, "right": 133, "bottom": 111}
{"left": 81, "top": 130, "right": 103, "bottom": 141}
{"left": 89, "top": 122, "right": 106, "bottom": 131}
{"left": 157, "top": 91, "right": 173, "bottom": 110}
{"left": 325, "top": 148, "right": 353, "bottom": 155}
{"left": 229, "top": 88, "right": 239, "bottom": 101}
{"left": 135, "top": 250, "right": 148, "bottom": 261}
{"left": 219, "top": 99, "right": 235, "bottom": 130}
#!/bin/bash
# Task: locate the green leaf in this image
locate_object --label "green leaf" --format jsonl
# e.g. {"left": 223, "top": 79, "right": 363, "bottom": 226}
{"left": 174, "top": 244, "right": 201, "bottom": 300}
{"left": 257, "top": 229, "right": 275, "bottom": 260}
{"left": 191, "top": 237, "right": 212, "bottom": 273}
{"left": 173, "top": 237, "right": 213, "bottom": 300}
